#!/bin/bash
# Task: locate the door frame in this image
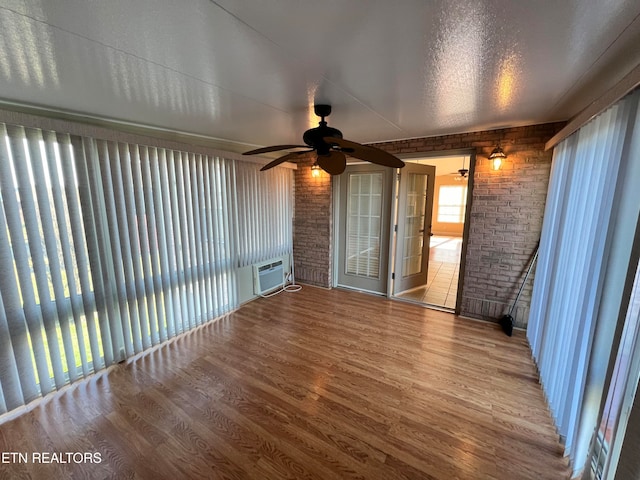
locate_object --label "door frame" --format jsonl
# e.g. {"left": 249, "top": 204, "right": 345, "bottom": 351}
{"left": 332, "top": 149, "right": 476, "bottom": 314}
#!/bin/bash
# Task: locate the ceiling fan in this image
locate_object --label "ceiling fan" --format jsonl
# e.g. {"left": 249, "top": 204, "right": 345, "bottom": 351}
{"left": 242, "top": 104, "right": 405, "bottom": 175}
{"left": 451, "top": 156, "right": 469, "bottom": 181}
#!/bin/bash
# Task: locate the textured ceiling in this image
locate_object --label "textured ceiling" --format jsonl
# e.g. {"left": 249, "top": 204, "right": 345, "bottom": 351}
{"left": 0, "top": 0, "right": 639, "bottom": 153}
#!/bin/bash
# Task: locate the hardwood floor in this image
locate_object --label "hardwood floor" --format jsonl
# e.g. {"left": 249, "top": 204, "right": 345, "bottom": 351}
{"left": 0, "top": 287, "right": 570, "bottom": 479}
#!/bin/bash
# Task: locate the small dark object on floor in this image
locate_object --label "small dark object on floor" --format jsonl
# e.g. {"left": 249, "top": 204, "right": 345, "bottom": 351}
{"left": 500, "top": 314, "right": 514, "bottom": 337}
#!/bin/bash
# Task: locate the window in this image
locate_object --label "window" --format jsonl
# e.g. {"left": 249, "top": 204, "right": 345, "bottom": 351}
{"left": 437, "top": 185, "right": 467, "bottom": 223}
{"left": 527, "top": 88, "right": 640, "bottom": 474}
{"left": 346, "top": 173, "right": 383, "bottom": 278}
{"left": 0, "top": 122, "right": 293, "bottom": 415}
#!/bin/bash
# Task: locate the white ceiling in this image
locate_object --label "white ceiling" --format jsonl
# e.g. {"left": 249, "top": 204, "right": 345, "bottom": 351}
{"left": 0, "top": 0, "right": 639, "bottom": 153}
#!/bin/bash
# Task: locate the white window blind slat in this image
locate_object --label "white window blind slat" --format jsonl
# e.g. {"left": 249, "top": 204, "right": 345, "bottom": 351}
{"left": 3, "top": 126, "right": 53, "bottom": 396}
{"left": 201, "top": 159, "right": 215, "bottom": 316}
{"left": 196, "top": 155, "right": 213, "bottom": 321}
{"left": 0, "top": 286, "right": 27, "bottom": 412}
{"left": 0, "top": 191, "right": 36, "bottom": 407}
{"left": 18, "top": 128, "right": 64, "bottom": 389}
{"left": 129, "top": 145, "right": 157, "bottom": 347}
{"left": 117, "top": 143, "right": 148, "bottom": 352}
{"left": 209, "top": 159, "right": 224, "bottom": 312}
{"left": 0, "top": 292, "right": 18, "bottom": 413}
{"left": 73, "top": 136, "right": 112, "bottom": 369}
{"left": 167, "top": 150, "right": 188, "bottom": 334}
{"left": 97, "top": 140, "right": 133, "bottom": 359}
{"left": 189, "top": 154, "right": 205, "bottom": 325}
{"left": 56, "top": 134, "right": 94, "bottom": 377}
{"left": 195, "top": 156, "right": 206, "bottom": 317}
{"left": 86, "top": 136, "right": 125, "bottom": 368}
{"left": 148, "top": 147, "right": 172, "bottom": 343}
{"left": 138, "top": 146, "right": 163, "bottom": 344}
{"left": 181, "top": 153, "right": 195, "bottom": 325}
{"left": 222, "top": 160, "right": 238, "bottom": 309}
{"left": 46, "top": 132, "right": 86, "bottom": 381}
{"left": 156, "top": 148, "right": 179, "bottom": 338}
{"left": 177, "top": 152, "right": 195, "bottom": 330}
{"left": 250, "top": 167, "right": 259, "bottom": 264}
{"left": 108, "top": 143, "right": 142, "bottom": 355}
{"left": 129, "top": 145, "right": 158, "bottom": 346}
{"left": 24, "top": 128, "right": 70, "bottom": 388}
{"left": 200, "top": 155, "right": 211, "bottom": 320}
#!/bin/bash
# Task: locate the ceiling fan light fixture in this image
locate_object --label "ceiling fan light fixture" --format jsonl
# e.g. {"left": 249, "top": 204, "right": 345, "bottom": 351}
{"left": 453, "top": 155, "right": 469, "bottom": 181}
{"left": 455, "top": 168, "right": 469, "bottom": 181}
{"left": 311, "top": 162, "right": 321, "bottom": 177}
{"left": 489, "top": 143, "right": 506, "bottom": 171}
{"left": 243, "top": 104, "right": 404, "bottom": 175}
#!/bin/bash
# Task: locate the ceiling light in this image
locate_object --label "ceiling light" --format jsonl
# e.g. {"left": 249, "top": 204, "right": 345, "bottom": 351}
{"left": 454, "top": 156, "right": 469, "bottom": 181}
{"left": 311, "top": 162, "right": 321, "bottom": 177}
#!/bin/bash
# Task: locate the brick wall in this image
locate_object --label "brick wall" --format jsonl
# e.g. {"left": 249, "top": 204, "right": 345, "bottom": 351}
{"left": 293, "top": 122, "right": 565, "bottom": 328}
{"left": 375, "top": 122, "right": 565, "bottom": 327}
{"left": 293, "top": 154, "right": 333, "bottom": 287}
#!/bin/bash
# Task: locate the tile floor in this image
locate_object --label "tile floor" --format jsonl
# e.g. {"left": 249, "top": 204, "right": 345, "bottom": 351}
{"left": 397, "top": 236, "right": 462, "bottom": 309}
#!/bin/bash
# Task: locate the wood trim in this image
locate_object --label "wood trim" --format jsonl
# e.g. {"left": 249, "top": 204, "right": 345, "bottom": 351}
{"left": 546, "top": 62, "right": 640, "bottom": 150}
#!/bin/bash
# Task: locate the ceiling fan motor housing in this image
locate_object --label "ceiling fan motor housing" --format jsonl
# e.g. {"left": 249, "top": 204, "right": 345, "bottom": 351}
{"left": 314, "top": 104, "right": 332, "bottom": 118}
{"left": 303, "top": 125, "right": 343, "bottom": 155}
{"left": 304, "top": 105, "right": 343, "bottom": 155}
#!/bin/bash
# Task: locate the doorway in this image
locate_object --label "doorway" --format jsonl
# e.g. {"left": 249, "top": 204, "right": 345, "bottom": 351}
{"left": 394, "top": 155, "right": 469, "bottom": 309}
{"left": 334, "top": 153, "right": 471, "bottom": 311}
{"left": 400, "top": 235, "right": 462, "bottom": 308}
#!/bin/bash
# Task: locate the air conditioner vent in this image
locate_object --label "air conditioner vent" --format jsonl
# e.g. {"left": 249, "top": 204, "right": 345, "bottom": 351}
{"left": 253, "top": 259, "right": 284, "bottom": 295}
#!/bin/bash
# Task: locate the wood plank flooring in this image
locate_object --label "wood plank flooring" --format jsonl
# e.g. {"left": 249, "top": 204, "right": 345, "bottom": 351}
{"left": 0, "top": 286, "right": 570, "bottom": 479}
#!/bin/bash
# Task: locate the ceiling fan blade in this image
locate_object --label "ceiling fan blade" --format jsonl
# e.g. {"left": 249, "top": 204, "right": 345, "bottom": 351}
{"left": 317, "top": 151, "right": 346, "bottom": 175}
{"left": 324, "top": 137, "right": 404, "bottom": 168}
{"left": 260, "top": 151, "right": 310, "bottom": 171}
{"left": 243, "top": 144, "right": 307, "bottom": 155}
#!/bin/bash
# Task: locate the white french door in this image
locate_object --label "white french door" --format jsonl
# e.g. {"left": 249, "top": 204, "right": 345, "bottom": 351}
{"left": 336, "top": 164, "right": 393, "bottom": 294}
{"left": 336, "top": 162, "right": 436, "bottom": 296}
{"left": 393, "top": 163, "right": 436, "bottom": 293}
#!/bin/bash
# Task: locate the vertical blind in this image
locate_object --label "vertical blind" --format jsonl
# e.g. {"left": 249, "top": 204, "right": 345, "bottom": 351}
{"left": 0, "top": 122, "right": 293, "bottom": 414}
{"left": 234, "top": 161, "right": 294, "bottom": 267}
{"left": 527, "top": 89, "right": 640, "bottom": 467}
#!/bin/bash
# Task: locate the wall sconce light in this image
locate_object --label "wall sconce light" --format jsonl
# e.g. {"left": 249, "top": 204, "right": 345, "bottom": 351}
{"left": 489, "top": 143, "right": 506, "bottom": 171}
{"left": 311, "top": 162, "right": 321, "bottom": 177}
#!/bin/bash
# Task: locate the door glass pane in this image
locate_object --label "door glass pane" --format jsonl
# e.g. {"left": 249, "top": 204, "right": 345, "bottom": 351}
{"left": 346, "top": 173, "right": 383, "bottom": 278}
{"left": 591, "top": 259, "right": 640, "bottom": 478}
{"left": 402, "top": 173, "right": 427, "bottom": 277}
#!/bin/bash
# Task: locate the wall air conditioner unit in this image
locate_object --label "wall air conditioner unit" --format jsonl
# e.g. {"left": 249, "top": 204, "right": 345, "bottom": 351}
{"left": 253, "top": 258, "right": 284, "bottom": 295}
